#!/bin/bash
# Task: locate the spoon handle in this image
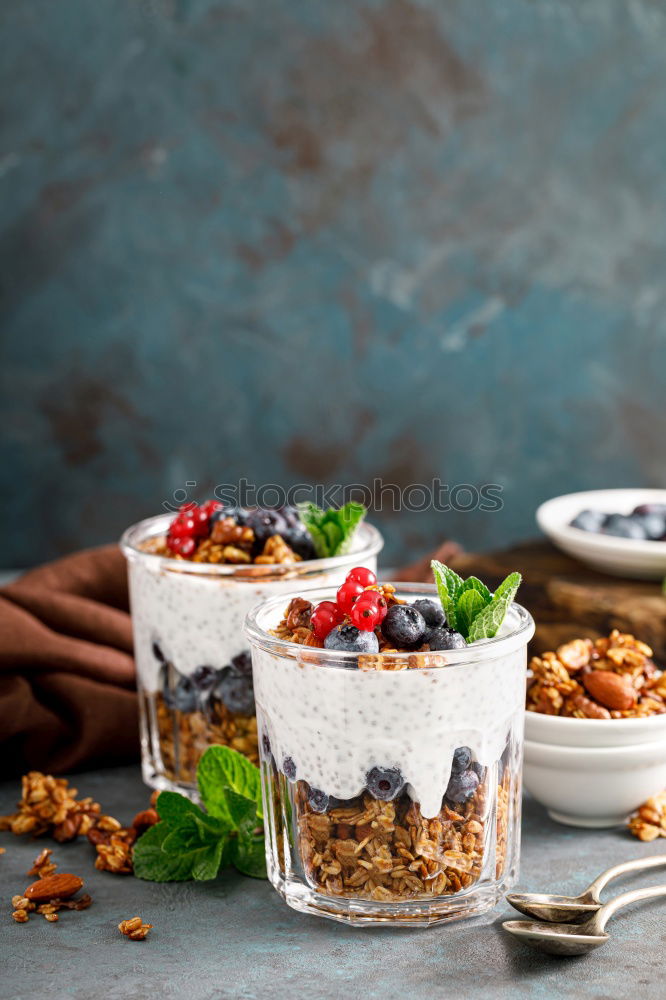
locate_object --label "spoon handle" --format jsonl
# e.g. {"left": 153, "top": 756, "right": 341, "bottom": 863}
{"left": 587, "top": 855, "right": 666, "bottom": 900}
{"left": 594, "top": 884, "right": 666, "bottom": 933}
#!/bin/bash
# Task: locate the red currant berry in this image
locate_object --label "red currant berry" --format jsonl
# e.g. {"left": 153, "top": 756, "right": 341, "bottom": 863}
{"left": 336, "top": 579, "right": 365, "bottom": 615}
{"left": 171, "top": 536, "right": 196, "bottom": 557}
{"left": 346, "top": 566, "right": 377, "bottom": 588}
{"left": 350, "top": 592, "right": 387, "bottom": 631}
{"left": 311, "top": 601, "right": 344, "bottom": 640}
{"left": 200, "top": 499, "right": 222, "bottom": 518}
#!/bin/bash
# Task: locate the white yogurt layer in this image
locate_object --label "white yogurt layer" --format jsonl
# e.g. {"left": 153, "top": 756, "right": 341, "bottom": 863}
{"left": 128, "top": 558, "right": 377, "bottom": 691}
{"left": 252, "top": 611, "right": 531, "bottom": 819}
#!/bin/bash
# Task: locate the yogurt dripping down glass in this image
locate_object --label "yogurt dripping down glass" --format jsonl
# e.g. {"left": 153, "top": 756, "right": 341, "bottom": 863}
{"left": 120, "top": 513, "right": 383, "bottom": 794}
{"left": 245, "top": 583, "right": 535, "bottom": 926}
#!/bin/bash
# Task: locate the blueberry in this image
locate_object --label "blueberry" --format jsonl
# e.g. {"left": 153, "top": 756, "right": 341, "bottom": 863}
{"left": 246, "top": 507, "right": 290, "bottom": 553}
{"left": 451, "top": 746, "right": 473, "bottom": 773}
{"left": 425, "top": 626, "right": 466, "bottom": 651}
{"left": 382, "top": 605, "right": 426, "bottom": 647}
{"left": 164, "top": 674, "right": 198, "bottom": 713}
{"left": 211, "top": 504, "right": 249, "bottom": 526}
{"left": 445, "top": 768, "right": 479, "bottom": 804}
{"left": 412, "top": 599, "right": 446, "bottom": 628}
{"left": 570, "top": 509, "right": 607, "bottom": 533}
{"left": 602, "top": 514, "right": 647, "bottom": 540}
{"left": 151, "top": 640, "right": 166, "bottom": 663}
{"left": 261, "top": 732, "right": 271, "bottom": 756}
{"left": 307, "top": 787, "right": 330, "bottom": 813}
{"left": 279, "top": 505, "right": 317, "bottom": 560}
{"left": 230, "top": 650, "right": 252, "bottom": 677}
{"left": 633, "top": 503, "right": 666, "bottom": 518}
{"left": 324, "top": 624, "right": 379, "bottom": 653}
{"left": 191, "top": 665, "right": 218, "bottom": 691}
{"left": 471, "top": 761, "right": 486, "bottom": 781}
{"left": 632, "top": 512, "right": 666, "bottom": 540}
{"left": 283, "top": 756, "right": 297, "bottom": 780}
{"left": 366, "top": 766, "right": 405, "bottom": 801}
{"left": 213, "top": 668, "right": 255, "bottom": 715}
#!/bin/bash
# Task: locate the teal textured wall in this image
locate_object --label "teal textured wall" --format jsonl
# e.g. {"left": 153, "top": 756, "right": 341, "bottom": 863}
{"left": 2, "top": 0, "right": 666, "bottom": 566}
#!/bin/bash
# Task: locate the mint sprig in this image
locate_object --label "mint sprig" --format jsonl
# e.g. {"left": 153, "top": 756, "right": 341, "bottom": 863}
{"left": 297, "top": 501, "right": 366, "bottom": 558}
{"left": 133, "top": 746, "right": 266, "bottom": 882}
{"left": 431, "top": 561, "right": 522, "bottom": 643}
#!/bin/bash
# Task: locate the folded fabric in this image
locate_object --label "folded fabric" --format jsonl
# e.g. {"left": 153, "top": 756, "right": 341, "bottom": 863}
{"left": 0, "top": 546, "right": 137, "bottom": 778}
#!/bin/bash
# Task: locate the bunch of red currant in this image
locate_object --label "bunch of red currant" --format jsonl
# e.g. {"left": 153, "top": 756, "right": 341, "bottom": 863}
{"left": 311, "top": 567, "right": 387, "bottom": 640}
{"left": 166, "top": 500, "right": 221, "bottom": 557}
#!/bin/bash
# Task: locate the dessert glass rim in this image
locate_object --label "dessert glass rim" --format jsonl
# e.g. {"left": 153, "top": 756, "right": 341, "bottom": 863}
{"left": 245, "top": 581, "right": 534, "bottom": 665}
{"left": 120, "top": 513, "right": 384, "bottom": 578}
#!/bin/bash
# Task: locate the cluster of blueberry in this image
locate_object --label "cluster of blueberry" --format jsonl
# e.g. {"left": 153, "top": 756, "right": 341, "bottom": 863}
{"left": 153, "top": 641, "right": 255, "bottom": 717}
{"left": 310, "top": 567, "right": 466, "bottom": 654}
{"left": 277, "top": 746, "right": 484, "bottom": 814}
{"left": 570, "top": 502, "right": 666, "bottom": 541}
{"left": 166, "top": 501, "right": 316, "bottom": 560}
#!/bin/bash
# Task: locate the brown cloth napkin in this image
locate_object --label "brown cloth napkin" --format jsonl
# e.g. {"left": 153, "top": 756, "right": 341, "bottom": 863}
{"left": 0, "top": 546, "right": 138, "bottom": 778}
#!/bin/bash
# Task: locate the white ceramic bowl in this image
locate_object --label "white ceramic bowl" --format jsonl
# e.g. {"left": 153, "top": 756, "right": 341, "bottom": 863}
{"left": 536, "top": 488, "right": 666, "bottom": 579}
{"left": 523, "top": 736, "right": 666, "bottom": 828}
{"left": 525, "top": 710, "right": 666, "bottom": 748}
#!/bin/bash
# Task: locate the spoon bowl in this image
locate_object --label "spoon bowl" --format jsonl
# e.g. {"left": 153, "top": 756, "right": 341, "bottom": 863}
{"left": 503, "top": 919, "right": 609, "bottom": 956}
{"left": 506, "top": 892, "right": 598, "bottom": 924}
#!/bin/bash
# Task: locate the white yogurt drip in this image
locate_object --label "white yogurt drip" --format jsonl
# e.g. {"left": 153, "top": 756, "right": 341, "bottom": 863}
{"left": 128, "top": 558, "right": 377, "bottom": 690}
{"left": 252, "top": 619, "right": 528, "bottom": 819}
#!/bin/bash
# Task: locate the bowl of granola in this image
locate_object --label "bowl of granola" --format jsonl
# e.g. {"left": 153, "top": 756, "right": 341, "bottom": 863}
{"left": 121, "top": 501, "right": 383, "bottom": 795}
{"left": 245, "top": 562, "right": 535, "bottom": 926}
{"left": 523, "top": 630, "right": 666, "bottom": 826}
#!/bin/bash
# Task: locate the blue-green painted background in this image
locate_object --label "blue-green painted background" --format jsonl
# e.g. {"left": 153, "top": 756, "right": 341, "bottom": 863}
{"left": 2, "top": 0, "right": 665, "bottom": 567}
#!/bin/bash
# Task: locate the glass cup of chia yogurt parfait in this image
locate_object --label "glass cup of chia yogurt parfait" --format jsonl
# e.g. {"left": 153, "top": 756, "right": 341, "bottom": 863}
{"left": 245, "top": 568, "right": 534, "bottom": 926}
{"left": 120, "top": 501, "right": 383, "bottom": 795}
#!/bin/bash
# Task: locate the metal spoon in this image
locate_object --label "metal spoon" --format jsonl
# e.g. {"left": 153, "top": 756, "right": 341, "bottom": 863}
{"left": 503, "top": 884, "right": 666, "bottom": 956}
{"left": 506, "top": 854, "right": 666, "bottom": 923}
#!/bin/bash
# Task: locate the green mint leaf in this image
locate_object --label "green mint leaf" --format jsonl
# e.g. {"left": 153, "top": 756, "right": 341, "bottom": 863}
{"left": 297, "top": 502, "right": 366, "bottom": 558}
{"left": 467, "top": 572, "right": 522, "bottom": 643}
{"left": 156, "top": 790, "right": 205, "bottom": 824}
{"left": 191, "top": 839, "right": 227, "bottom": 881}
{"left": 430, "top": 560, "right": 459, "bottom": 629}
{"left": 458, "top": 576, "right": 492, "bottom": 606}
{"left": 431, "top": 561, "right": 464, "bottom": 602}
{"left": 132, "top": 822, "right": 203, "bottom": 882}
{"left": 197, "top": 745, "right": 263, "bottom": 821}
{"left": 231, "top": 832, "right": 267, "bottom": 879}
{"left": 455, "top": 589, "right": 487, "bottom": 638}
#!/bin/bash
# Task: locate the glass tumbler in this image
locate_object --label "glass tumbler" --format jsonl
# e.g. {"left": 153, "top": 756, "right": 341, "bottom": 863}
{"left": 246, "top": 583, "right": 534, "bottom": 926}
{"left": 121, "top": 514, "right": 383, "bottom": 794}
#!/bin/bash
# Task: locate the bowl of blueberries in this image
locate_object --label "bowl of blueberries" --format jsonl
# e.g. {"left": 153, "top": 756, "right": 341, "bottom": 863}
{"left": 536, "top": 489, "right": 666, "bottom": 579}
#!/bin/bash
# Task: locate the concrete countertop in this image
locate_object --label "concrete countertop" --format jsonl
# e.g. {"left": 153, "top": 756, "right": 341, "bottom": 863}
{"left": 2, "top": 765, "right": 664, "bottom": 1000}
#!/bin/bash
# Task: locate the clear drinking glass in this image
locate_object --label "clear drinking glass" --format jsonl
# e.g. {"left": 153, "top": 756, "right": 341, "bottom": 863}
{"left": 121, "top": 514, "right": 383, "bottom": 794}
{"left": 245, "top": 583, "right": 534, "bottom": 927}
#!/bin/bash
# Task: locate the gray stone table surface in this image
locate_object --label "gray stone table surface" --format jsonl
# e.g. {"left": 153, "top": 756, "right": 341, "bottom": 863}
{"left": 2, "top": 765, "right": 665, "bottom": 1000}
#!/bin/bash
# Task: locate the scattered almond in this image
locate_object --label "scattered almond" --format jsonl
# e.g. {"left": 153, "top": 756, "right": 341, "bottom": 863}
{"left": 24, "top": 873, "right": 83, "bottom": 902}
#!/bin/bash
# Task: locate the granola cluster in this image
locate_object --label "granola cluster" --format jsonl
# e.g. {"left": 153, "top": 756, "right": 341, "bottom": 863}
{"left": 293, "top": 774, "right": 509, "bottom": 901}
{"left": 0, "top": 772, "right": 159, "bottom": 876}
{"left": 152, "top": 691, "right": 259, "bottom": 786}
{"left": 628, "top": 791, "right": 666, "bottom": 842}
{"left": 10, "top": 849, "right": 92, "bottom": 924}
{"left": 526, "top": 631, "right": 665, "bottom": 718}
{"left": 118, "top": 916, "right": 153, "bottom": 941}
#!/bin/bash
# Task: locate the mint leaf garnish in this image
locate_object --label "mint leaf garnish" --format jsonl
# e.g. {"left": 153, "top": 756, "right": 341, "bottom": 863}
{"left": 429, "top": 562, "right": 522, "bottom": 642}
{"left": 467, "top": 572, "right": 522, "bottom": 643}
{"left": 197, "top": 744, "right": 263, "bottom": 821}
{"left": 133, "top": 746, "right": 266, "bottom": 883}
{"left": 455, "top": 589, "right": 487, "bottom": 636}
{"left": 297, "top": 502, "right": 366, "bottom": 558}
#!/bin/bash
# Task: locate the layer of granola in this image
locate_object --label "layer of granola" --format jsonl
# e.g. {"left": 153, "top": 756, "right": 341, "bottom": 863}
{"left": 287, "top": 771, "right": 510, "bottom": 902}
{"left": 526, "top": 630, "right": 666, "bottom": 719}
{"left": 151, "top": 691, "right": 259, "bottom": 784}
{"left": 141, "top": 522, "right": 302, "bottom": 566}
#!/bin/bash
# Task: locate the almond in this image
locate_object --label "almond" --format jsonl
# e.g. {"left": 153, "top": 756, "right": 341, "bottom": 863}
{"left": 582, "top": 670, "right": 637, "bottom": 711}
{"left": 24, "top": 874, "right": 83, "bottom": 902}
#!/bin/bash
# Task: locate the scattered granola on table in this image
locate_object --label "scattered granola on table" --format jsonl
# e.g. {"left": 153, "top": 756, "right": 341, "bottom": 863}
{"left": 8, "top": 861, "right": 92, "bottom": 924}
{"left": 118, "top": 916, "right": 153, "bottom": 940}
{"left": 0, "top": 771, "right": 101, "bottom": 840}
{"left": 526, "top": 630, "right": 666, "bottom": 718}
{"left": 628, "top": 791, "right": 666, "bottom": 842}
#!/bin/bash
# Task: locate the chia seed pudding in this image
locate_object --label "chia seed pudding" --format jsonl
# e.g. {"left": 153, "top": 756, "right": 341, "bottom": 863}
{"left": 245, "top": 570, "right": 534, "bottom": 926}
{"left": 120, "top": 503, "right": 382, "bottom": 794}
